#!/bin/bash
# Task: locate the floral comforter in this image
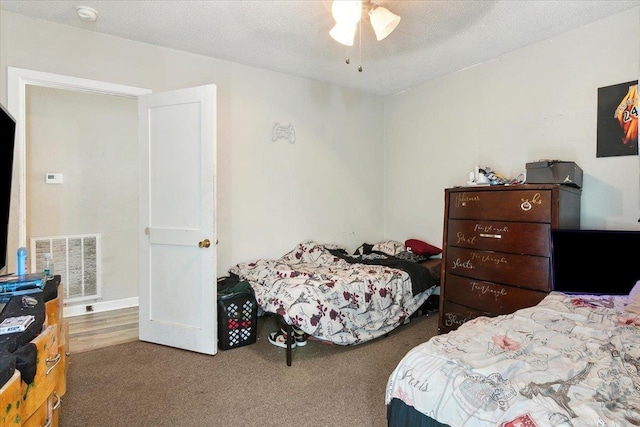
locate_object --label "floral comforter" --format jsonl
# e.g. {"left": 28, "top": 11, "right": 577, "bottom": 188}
{"left": 228, "top": 241, "right": 435, "bottom": 345}
{"left": 386, "top": 292, "right": 640, "bottom": 426}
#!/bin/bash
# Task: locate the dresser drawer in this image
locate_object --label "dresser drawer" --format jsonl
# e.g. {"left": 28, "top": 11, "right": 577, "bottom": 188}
{"left": 56, "top": 322, "right": 69, "bottom": 397}
{"left": 444, "top": 273, "right": 548, "bottom": 314}
{"left": 447, "top": 219, "right": 550, "bottom": 256}
{"left": 445, "top": 247, "right": 550, "bottom": 291}
{"left": 448, "top": 189, "right": 552, "bottom": 223}
{"left": 439, "top": 301, "right": 493, "bottom": 333}
{"left": 22, "top": 398, "right": 47, "bottom": 427}
{"left": 22, "top": 391, "right": 61, "bottom": 427}
{"left": 45, "top": 290, "right": 63, "bottom": 327}
{"left": 21, "top": 325, "right": 60, "bottom": 421}
{"left": 0, "top": 371, "right": 21, "bottom": 426}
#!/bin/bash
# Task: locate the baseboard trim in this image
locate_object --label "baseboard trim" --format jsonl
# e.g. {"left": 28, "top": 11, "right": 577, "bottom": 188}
{"left": 64, "top": 297, "right": 139, "bottom": 318}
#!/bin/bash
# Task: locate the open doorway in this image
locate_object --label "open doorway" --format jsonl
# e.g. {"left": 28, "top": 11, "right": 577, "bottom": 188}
{"left": 7, "top": 67, "right": 150, "bottom": 315}
{"left": 25, "top": 86, "right": 137, "bottom": 307}
{"left": 10, "top": 69, "right": 218, "bottom": 354}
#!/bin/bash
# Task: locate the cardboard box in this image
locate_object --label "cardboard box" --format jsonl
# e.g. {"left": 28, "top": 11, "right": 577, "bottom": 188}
{"left": 525, "top": 161, "right": 583, "bottom": 188}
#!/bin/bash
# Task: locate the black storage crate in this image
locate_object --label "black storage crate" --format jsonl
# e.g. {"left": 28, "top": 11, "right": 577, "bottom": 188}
{"left": 217, "top": 278, "right": 258, "bottom": 350}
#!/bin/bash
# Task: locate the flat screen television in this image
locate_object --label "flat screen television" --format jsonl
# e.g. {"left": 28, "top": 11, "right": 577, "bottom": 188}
{"left": 0, "top": 103, "right": 16, "bottom": 275}
{"left": 551, "top": 229, "right": 640, "bottom": 295}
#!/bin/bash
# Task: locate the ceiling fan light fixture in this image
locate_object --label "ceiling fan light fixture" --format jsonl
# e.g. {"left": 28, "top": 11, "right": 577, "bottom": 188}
{"left": 331, "top": 0, "right": 362, "bottom": 24}
{"left": 330, "top": 22, "right": 357, "bottom": 46}
{"left": 329, "top": 1, "right": 400, "bottom": 72}
{"left": 368, "top": 6, "right": 400, "bottom": 41}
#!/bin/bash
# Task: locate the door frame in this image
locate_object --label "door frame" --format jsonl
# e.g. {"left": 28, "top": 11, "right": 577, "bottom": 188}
{"left": 7, "top": 68, "right": 151, "bottom": 316}
{"left": 7, "top": 67, "right": 150, "bottom": 255}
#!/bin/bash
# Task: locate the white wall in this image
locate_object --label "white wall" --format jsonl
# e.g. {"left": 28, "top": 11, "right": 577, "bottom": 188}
{"left": 384, "top": 8, "right": 640, "bottom": 247}
{"left": 0, "top": 12, "right": 385, "bottom": 302}
{"left": 227, "top": 67, "right": 385, "bottom": 263}
{"left": 26, "top": 86, "right": 138, "bottom": 303}
{"left": 2, "top": 8, "right": 639, "bottom": 306}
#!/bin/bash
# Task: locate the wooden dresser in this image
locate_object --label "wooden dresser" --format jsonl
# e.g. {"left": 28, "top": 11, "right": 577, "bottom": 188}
{"left": 0, "top": 278, "right": 67, "bottom": 426}
{"left": 438, "top": 184, "right": 581, "bottom": 334}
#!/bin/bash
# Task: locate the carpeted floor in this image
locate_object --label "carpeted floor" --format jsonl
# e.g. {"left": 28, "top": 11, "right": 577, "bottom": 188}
{"left": 59, "top": 312, "right": 439, "bottom": 427}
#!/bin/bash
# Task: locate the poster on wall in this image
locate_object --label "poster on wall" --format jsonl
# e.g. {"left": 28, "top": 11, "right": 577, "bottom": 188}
{"left": 596, "top": 80, "right": 638, "bottom": 157}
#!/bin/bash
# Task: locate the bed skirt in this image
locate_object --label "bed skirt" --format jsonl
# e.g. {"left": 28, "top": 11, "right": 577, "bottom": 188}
{"left": 386, "top": 398, "right": 450, "bottom": 427}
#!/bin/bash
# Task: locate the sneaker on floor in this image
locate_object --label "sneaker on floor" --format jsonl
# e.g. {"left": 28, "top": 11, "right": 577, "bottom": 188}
{"left": 268, "top": 329, "right": 296, "bottom": 349}
{"left": 292, "top": 327, "right": 307, "bottom": 347}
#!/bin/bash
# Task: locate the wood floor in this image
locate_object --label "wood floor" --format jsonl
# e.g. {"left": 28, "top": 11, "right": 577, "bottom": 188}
{"left": 67, "top": 306, "right": 139, "bottom": 353}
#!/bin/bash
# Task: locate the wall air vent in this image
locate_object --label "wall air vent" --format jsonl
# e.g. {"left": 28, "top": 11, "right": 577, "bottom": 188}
{"left": 30, "top": 233, "right": 101, "bottom": 303}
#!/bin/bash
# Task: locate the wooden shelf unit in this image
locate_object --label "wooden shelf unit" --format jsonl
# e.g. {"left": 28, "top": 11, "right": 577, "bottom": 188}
{"left": 0, "top": 281, "right": 67, "bottom": 427}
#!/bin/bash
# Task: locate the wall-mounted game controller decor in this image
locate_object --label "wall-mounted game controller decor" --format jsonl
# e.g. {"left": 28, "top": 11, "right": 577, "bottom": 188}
{"left": 271, "top": 123, "right": 296, "bottom": 144}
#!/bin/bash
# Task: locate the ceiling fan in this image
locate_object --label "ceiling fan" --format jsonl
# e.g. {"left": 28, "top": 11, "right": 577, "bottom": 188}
{"left": 329, "top": 0, "right": 401, "bottom": 46}
{"left": 327, "top": 0, "right": 401, "bottom": 72}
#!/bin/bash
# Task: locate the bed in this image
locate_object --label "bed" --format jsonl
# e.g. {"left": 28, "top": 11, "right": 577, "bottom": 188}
{"left": 228, "top": 240, "right": 439, "bottom": 350}
{"left": 386, "top": 291, "right": 640, "bottom": 426}
{"left": 386, "top": 229, "right": 640, "bottom": 426}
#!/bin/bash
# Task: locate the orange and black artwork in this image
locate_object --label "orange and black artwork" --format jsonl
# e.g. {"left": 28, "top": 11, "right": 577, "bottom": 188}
{"left": 597, "top": 80, "right": 638, "bottom": 157}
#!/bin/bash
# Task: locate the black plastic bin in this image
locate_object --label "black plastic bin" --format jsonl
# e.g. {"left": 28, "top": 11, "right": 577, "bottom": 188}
{"left": 217, "top": 276, "right": 258, "bottom": 350}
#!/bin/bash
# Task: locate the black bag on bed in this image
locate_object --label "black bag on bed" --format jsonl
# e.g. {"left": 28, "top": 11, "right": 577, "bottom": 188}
{"left": 217, "top": 276, "right": 258, "bottom": 350}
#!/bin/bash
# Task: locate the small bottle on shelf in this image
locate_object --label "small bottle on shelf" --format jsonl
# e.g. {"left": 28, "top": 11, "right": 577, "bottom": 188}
{"left": 16, "top": 247, "right": 27, "bottom": 276}
{"left": 43, "top": 253, "right": 54, "bottom": 278}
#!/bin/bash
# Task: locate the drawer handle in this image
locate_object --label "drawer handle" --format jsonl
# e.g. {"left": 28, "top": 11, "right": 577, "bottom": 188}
{"left": 42, "top": 392, "right": 61, "bottom": 427}
{"left": 52, "top": 391, "right": 62, "bottom": 410}
{"left": 46, "top": 353, "right": 61, "bottom": 375}
{"left": 520, "top": 201, "right": 532, "bottom": 211}
{"left": 479, "top": 233, "right": 502, "bottom": 239}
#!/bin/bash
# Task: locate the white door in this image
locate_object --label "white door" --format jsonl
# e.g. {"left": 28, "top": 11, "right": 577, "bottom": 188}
{"left": 138, "top": 85, "right": 217, "bottom": 355}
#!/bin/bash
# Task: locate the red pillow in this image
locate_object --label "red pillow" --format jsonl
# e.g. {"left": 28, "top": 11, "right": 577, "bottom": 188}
{"left": 405, "top": 239, "right": 441, "bottom": 257}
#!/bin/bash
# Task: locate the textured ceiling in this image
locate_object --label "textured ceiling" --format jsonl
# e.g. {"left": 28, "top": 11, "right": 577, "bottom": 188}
{"left": 1, "top": 0, "right": 639, "bottom": 96}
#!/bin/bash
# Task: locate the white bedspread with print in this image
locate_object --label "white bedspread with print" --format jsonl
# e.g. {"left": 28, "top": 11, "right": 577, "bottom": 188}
{"left": 386, "top": 292, "right": 640, "bottom": 426}
{"left": 228, "top": 240, "right": 435, "bottom": 345}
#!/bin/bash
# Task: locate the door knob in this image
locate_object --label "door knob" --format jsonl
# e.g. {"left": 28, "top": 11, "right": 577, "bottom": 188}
{"left": 198, "top": 239, "right": 211, "bottom": 248}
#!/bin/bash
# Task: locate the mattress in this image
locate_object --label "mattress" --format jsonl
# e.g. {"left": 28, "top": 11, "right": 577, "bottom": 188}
{"left": 386, "top": 292, "right": 640, "bottom": 426}
{"left": 229, "top": 241, "right": 437, "bottom": 345}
